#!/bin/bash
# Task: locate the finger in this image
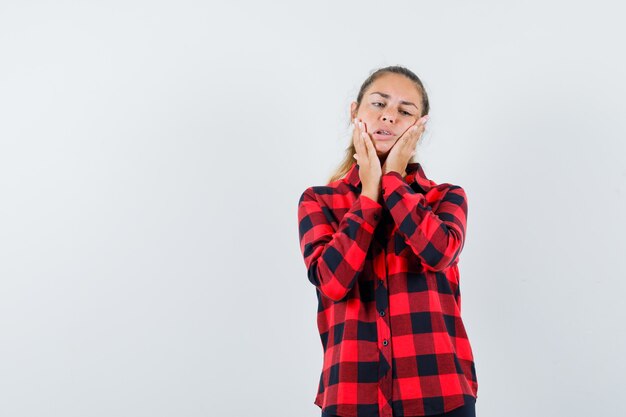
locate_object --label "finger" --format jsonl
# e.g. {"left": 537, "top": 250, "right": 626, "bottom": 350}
{"left": 353, "top": 119, "right": 367, "bottom": 161}
{"left": 361, "top": 133, "right": 370, "bottom": 161}
{"left": 405, "top": 115, "right": 428, "bottom": 138}
{"left": 394, "top": 126, "right": 414, "bottom": 153}
{"left": 352, "top": 118, "right": 359, "bottom": 148}
{"left": 358, "top": 120, "right": 371, "bottom": 159}
{"left": 414, "top": 116, "right": 429, "bottom": 141}
{"left": 352, "top": 118, "right": 361, "bottom": 152}
{"left": 408, "top": 124, "right": 425, "bottom": 148}
{"left": 399, "top": 122, "right": 417, "bottom": 144}
{"left": 362, "top": 130, "right": 377, "bottom": 159}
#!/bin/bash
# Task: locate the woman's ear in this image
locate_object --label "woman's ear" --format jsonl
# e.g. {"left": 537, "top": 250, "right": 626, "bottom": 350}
{"left": 350, "top": 101, "right": 357, "bottom": 122}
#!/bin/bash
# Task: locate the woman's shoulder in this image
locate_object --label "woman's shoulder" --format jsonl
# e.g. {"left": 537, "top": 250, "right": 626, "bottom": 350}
{"left": 406, "top": 162, "right": 461, "bottom": 191}
{"left": 423, "top": 180, "right": 468, "bottom": 207}
{"left": 299, "top": 176, "right": 352, "bottom": 201}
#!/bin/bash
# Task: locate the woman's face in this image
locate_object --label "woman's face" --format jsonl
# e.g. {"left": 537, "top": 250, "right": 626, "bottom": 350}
{"left": 351, "top": 72, "right": 424, "bottom": 156}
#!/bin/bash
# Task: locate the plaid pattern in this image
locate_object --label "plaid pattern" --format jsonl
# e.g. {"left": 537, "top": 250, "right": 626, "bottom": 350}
{"left": 297, "top": 161, "right": 478, "bottom": 417}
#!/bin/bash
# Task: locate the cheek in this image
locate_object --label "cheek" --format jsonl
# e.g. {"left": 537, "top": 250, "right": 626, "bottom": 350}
{"left": 357, "top": 113, "right": 376, "bottom": 130}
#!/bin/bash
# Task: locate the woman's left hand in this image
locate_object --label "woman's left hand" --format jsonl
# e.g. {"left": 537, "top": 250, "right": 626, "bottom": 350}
{"left": 382, "top": 115, "right": 429, "bottom": 175}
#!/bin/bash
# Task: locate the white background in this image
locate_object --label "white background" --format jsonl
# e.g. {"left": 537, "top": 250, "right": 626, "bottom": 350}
{"left": 1, "top": 1, "right": 625, "bottom": 416}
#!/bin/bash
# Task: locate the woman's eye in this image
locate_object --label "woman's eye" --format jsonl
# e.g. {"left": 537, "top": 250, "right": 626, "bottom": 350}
{"left": 372, "top": 102, "right": 412, "bottom": 116}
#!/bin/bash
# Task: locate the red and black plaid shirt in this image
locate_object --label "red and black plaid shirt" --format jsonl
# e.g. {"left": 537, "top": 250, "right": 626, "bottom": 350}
{"left": 297, "top": 161, "right": 478, "bottom": 417}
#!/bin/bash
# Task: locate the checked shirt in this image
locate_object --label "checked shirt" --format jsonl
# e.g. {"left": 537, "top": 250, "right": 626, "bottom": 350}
{"left": 297, "top": 161, "right": 478, "bottom": 417}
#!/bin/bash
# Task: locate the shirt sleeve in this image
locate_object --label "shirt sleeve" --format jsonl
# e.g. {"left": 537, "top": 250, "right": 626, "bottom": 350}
{"left": 297, "top": 187, "right": 383, "bottom": 302}
{"left": 381, "top": 171, "right": 468, "bottom": 272}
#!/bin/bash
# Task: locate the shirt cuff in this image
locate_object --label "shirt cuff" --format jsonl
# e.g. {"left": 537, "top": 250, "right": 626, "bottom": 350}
{"left": 357, "top": 193, "right": 383, "bottom": 227}
{"left": 381, "top": 171, "right": 407, "bottom": 197}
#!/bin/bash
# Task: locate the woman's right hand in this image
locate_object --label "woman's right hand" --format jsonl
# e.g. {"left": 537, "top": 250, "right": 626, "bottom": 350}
{"left": 352, "top": 118, "right": 382, "bottom": 201}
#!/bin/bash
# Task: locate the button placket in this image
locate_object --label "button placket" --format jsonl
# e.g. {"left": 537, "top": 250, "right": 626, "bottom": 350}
{"left": 373, "top": 232, "right": 393, "bottom": 417}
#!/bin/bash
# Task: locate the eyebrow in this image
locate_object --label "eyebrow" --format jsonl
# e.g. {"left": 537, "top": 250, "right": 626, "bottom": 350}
{"left": 369, "top": 92, "right": 419, "bottom": 110}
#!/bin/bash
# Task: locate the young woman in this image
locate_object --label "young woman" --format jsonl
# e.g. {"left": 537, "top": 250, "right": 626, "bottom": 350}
{"left": 297, "top": 66, "right": 478, "bottom": 417}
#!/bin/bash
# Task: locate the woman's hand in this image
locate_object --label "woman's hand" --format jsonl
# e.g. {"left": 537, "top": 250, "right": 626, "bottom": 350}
{"left": 382, "top": 115, "right": 429, "bottom": 175}
{"left": 352, "top": 118, "right": 382, "bottom": 201}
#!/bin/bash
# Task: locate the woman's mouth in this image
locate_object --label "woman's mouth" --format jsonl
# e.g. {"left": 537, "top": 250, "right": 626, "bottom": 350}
{"left": 373, "top": 131, "right": 395, "bottom": 141}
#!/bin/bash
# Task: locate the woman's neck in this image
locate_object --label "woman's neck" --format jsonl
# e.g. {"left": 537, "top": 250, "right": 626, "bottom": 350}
{"left": 379, "top": 155, "right": 406, "bottom": 177}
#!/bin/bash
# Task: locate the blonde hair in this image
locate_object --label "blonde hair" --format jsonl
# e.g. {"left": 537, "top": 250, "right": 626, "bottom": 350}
{"left": 327, "top": 65, "right": 430, "bottom": 185}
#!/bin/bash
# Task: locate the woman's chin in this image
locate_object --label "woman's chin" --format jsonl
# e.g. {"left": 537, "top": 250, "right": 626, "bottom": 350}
{"left": 374, "top": 144, "right": 393, "bottom": 154}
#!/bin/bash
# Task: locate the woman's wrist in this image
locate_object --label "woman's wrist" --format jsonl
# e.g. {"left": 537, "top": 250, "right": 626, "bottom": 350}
{"left": 361, "top": 189, "right": 380, "bottom": 201}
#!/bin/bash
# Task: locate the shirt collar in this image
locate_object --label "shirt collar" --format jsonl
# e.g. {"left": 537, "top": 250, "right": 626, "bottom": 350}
{"left": 344, "top": 161, "right": 434, "bottom": 193}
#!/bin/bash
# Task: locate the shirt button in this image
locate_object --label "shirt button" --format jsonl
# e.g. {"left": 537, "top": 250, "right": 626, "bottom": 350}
{"left": 379, "top": 279, "right": 384, "bottom": 285}
{"left": 382, "top": 189, "right": 386, "bottom": 195}
{"left": 379, "top": 310, "right": 385, "bottom": 316}
{"left": 374, "top": 214, "right": 380, "bottom": 220}
{"left": 383, "top": 339, "right": 388, "bottom": 346}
